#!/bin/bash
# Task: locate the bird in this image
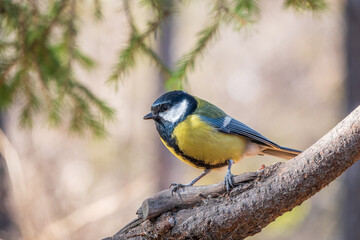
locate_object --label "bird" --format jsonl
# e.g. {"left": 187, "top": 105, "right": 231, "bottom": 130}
{"left": 144, "top": 90, "right": 301, "bottom": 193}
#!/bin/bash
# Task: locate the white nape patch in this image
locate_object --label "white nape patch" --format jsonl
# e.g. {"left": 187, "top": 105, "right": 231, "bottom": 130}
{"left": 223, "top": 116, "right": 232, "bottom": 128}
{"left": 159, "top": 99, "right": 188, "bottom": 123}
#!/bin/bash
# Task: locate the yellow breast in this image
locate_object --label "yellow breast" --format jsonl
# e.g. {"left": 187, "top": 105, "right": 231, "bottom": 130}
{"left": 170, "top": 114, "right": 247, "bottom": 168}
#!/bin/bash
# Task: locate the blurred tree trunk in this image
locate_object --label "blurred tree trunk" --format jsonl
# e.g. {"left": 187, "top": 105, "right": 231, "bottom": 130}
{"left": 0, "top": 114, "right": 18, "bottom": 239}
{"left": 341, "top": 0, "right": 360, "bottom": 239}
{"left": 156, "top": 0, "right": 176, "bottom": 190}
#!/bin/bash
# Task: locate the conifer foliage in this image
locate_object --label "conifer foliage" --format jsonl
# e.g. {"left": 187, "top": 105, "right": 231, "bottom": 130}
{"left": 0, "top": 0, "right": 326, "bottom": 135}
{"left": 0, "top": 0, "right": 113, "bottom": 136}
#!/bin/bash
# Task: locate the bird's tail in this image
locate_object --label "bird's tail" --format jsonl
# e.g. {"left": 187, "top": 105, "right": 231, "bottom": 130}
{"left": 261, "top": 146, "right": 301, "bottom": 160}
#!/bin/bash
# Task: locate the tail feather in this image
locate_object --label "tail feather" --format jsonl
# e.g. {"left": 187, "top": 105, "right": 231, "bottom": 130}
{"left": 261, "top": 146, "right": 301, "bottom": 160}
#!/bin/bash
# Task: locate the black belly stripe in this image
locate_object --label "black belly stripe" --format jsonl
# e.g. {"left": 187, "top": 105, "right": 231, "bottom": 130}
{"left": 156, "top": 121, "right": 228, "bottom": 169}
{"left": 163, "top": 135, "right": 227, "bottom": 169}
{"left": 181, "top": 153, "right": 228, "bottom": 169}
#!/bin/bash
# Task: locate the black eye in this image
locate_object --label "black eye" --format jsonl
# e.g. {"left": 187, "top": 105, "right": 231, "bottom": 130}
{"left": 162, "top": 105, "right": 170, "bottom": 111}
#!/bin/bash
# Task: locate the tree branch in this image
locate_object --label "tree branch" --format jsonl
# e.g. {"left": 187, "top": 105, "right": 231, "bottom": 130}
{"left": 106, "top": 105, "right": 360, "bottom": 240}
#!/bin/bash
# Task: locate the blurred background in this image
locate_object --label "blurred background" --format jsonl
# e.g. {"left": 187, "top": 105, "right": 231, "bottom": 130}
{"left": 0, "top": 0, "right": 359, "bottom": 239}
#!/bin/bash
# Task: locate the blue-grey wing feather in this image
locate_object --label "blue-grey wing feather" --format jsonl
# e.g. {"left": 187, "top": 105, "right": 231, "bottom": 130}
{"left": 199, "top": 115, "right": 280, "bottom": 149}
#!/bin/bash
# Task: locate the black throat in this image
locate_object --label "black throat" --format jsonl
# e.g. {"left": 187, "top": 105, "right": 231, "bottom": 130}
{"left": 154, "top": 93, "right": 197, "bottom": 144}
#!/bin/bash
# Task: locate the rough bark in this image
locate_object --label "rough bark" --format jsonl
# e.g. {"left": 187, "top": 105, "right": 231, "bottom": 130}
{"left": 106, "top": 106, "right": 360, "bottom": 240}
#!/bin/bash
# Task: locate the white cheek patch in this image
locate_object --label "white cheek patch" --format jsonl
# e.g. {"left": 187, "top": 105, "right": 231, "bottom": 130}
{"left": 159, "top": 100, "right": 188, "bottom": 123}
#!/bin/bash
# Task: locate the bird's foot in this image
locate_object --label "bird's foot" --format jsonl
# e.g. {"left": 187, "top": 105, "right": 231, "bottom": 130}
{"left": 224, "top": 171, "right": 235, "bottom": 193}
{"left": 169, "top": 183, "right": 191, "bottom": 196}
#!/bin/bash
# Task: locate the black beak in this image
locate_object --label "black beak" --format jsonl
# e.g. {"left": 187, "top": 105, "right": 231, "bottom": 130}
{"left": 144, "top": 112, "right": 156, "bottom": 120}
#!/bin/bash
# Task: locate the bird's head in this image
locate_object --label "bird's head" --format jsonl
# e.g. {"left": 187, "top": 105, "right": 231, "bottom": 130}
{"left": 144, "top": 91, "right": 197, "bottom": 127}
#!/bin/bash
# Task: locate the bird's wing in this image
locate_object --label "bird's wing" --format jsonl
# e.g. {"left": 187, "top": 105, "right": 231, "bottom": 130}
{"left": 199, "top": 115, "right": 280, "bottom": 149}
{"left": 193, "top": 97, "right": 280, "bottom": 149}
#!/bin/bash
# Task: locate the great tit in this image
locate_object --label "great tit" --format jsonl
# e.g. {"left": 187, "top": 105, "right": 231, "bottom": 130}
{"left": 144, "top": 91, "right": 301, "bottom": 192}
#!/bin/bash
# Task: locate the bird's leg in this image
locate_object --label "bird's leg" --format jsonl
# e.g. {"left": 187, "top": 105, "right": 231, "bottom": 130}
{"left": 224, "top": 159, "right": 235, "bottom": 192}
{"left": 170, "top": 169, "right": 211, "bottom": 195}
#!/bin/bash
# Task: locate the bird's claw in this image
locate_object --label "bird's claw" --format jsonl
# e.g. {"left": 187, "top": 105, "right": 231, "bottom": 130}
{"left": 169, "top": 183, "right": 188, "bottom": 196}
{"left": 224, "top": 171, "right": 235, "bottom": 193}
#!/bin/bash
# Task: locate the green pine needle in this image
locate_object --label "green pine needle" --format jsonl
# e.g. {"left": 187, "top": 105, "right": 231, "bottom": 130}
{"left": 168, "top": 21, "right": 220, "bottom": 88}
{"left": 285, "top": 0, "right": 327, "bottom": 11}
{"left": 48, "top": 97, "right": 62, "bottom": 127}
{"left": 0, "top": 0, "right": 114, "bottom": 137}
{"left": 73, "top": 48, "right": 96, "bottom": 69}
{"left": 108, "top": 36, "right": 139, "bottom": 83}
{"left": 93, "top": 0, "right": 103, "bottom": 20}
{"left": 231, "top": 0, "right": 259, "bottom": 26}
{"left": 108, "top": 0, "right": 171, "bottom": 84}
{"left": 0, "top": 0, "right": 329, "bottom": 138}
{"left": 139, "top": 41, "right": 172, "bottom": 78}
